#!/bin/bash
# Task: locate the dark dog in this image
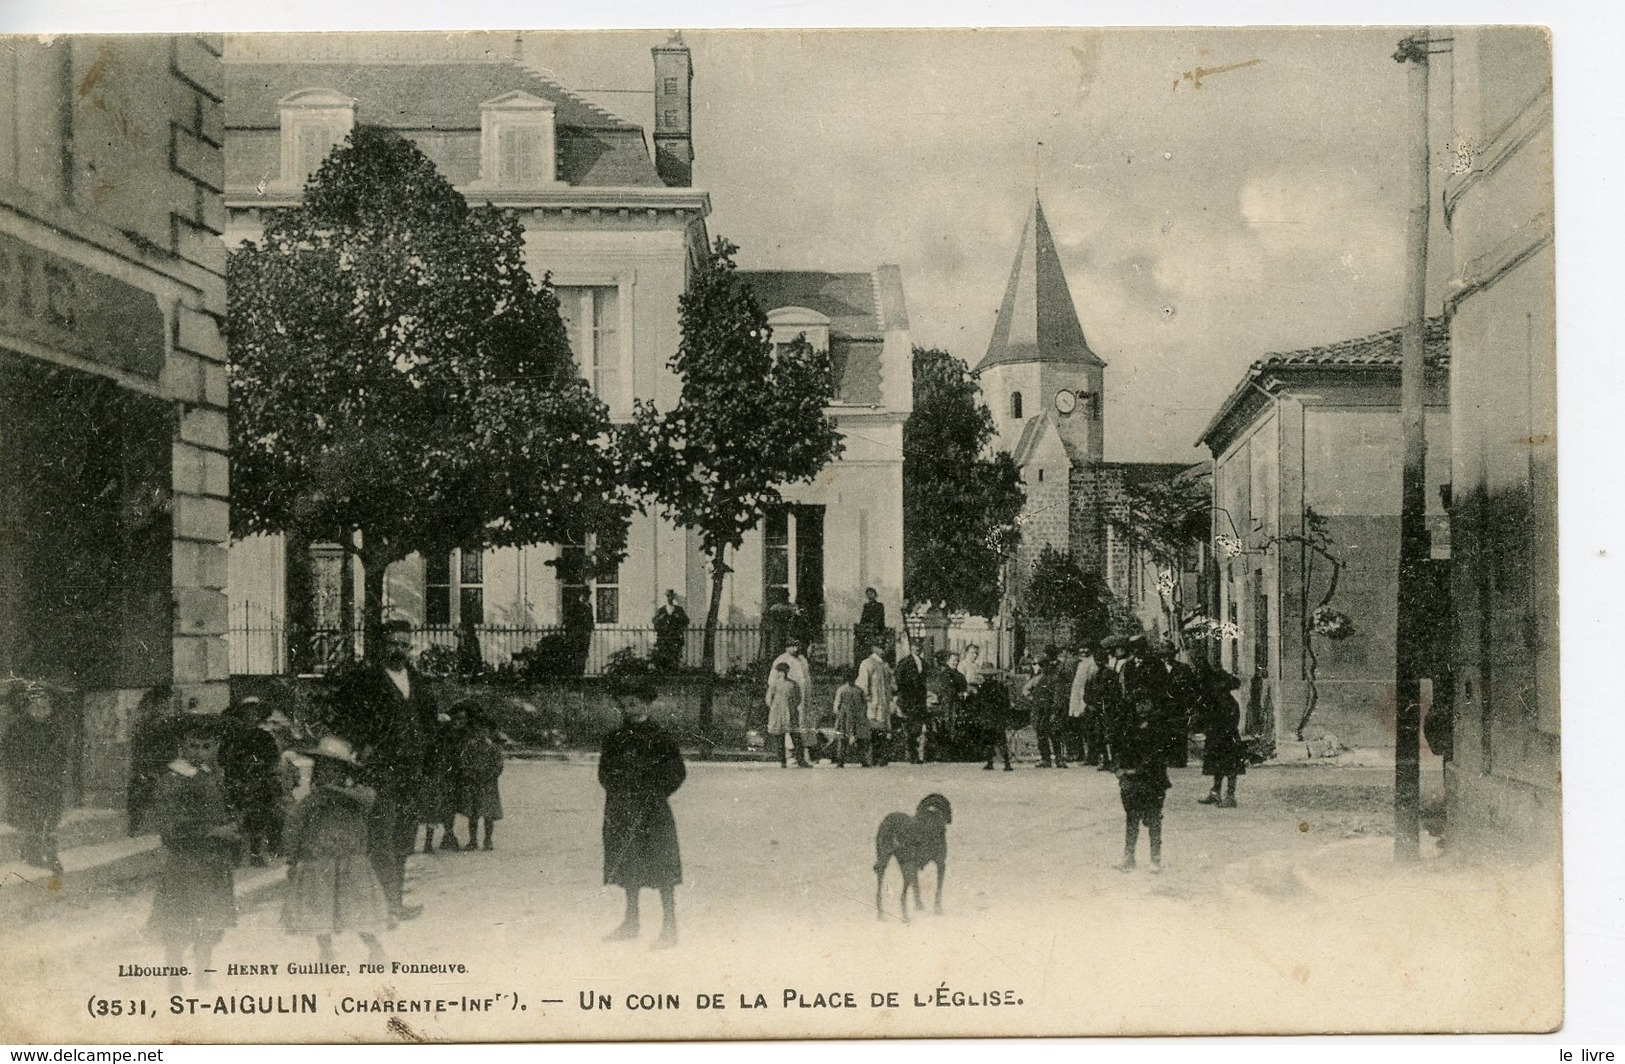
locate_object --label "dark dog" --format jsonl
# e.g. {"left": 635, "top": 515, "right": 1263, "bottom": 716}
{"left": 873, "top": 793, "right": 952, "bottom": 922}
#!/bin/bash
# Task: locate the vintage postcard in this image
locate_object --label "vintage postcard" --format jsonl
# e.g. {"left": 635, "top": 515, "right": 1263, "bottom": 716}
{"left": 0, "top": 25, "right": 1560, "bottom": 1042}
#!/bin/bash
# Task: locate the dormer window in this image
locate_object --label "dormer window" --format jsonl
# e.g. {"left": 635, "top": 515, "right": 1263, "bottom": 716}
{"left": 479, "top": 92, "right": 557, "bottom": 189}
{"left": 765, "top": 306, "right": 831, "bottom": 355}
{"left": 278, "top": 89, "right": 356, "bottom": 186}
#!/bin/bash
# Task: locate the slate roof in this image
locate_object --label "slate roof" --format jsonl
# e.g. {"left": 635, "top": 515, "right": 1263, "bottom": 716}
{"left": 224, "top": 59, "right": 665, "bottom": 188}
{"left": 977, "top": 192, "right": 1105, "bottom": 372}
{"left": 739, "top": 268, "right": 909, "bottom": 408}
{"left": 739, "top": 270, "right": 898, "bottom": 339}
{"left": 1197, "top": 317, "right": 1451, "bottom": 451}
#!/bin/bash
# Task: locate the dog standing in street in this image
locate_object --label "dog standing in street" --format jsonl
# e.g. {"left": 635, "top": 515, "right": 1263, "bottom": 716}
{"left": 873, "top": 793, "right": 952, "bottom": 922}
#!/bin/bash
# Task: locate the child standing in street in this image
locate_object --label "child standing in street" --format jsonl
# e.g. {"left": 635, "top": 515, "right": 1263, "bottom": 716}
{"left": 458, "top": 706, "right": 505, "bottom": 852}
{"left": 1113, "top": 699, "right": 1173, "bottom": 874}
{"left": 146, "top": 716, "right": 239, "bottom": 987}
{"left": 2, "top": 680, "right": 72, "bottom": 874}
{"left": 830, "top": 668, "right": 869, "bottom": 768}
{"left": 281, "top": 735, "right": 390, "bottom": 965}
{"left": 421, "top": 703, "right": 467, "bottom": 854}
{"left": 1197, "top": 669, "right": 1247, "bottom": 809}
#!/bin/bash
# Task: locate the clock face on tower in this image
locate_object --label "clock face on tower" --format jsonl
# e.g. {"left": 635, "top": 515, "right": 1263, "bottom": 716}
{"left": 1054, "top": 389, "right": 1077, "bottom": 415}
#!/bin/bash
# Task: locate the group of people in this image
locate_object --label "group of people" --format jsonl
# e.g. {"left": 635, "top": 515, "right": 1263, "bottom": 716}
{"left": 763, "top": 635, "right": 983, "bottom": 769}
{"left": 755, "top": 628, "right": 1251, "bottom": 874}
{"left": 86, "top": 621, "right": 508, "bottom": 981}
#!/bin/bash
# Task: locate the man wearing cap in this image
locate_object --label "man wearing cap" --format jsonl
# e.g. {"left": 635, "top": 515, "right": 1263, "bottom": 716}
{"left": 332, "top": 619, "right": 442, "bottom": 921}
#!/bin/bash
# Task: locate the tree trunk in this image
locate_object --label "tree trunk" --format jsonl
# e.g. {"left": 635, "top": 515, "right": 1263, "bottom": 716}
{"left": 360, "top": 554, "right": 388, "bottom": 663}
{"left": 696, "top": 548, "right": 729, "bottom": 754}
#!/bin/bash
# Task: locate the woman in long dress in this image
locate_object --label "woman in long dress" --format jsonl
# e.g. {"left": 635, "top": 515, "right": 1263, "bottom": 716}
{"left": 600, "top": 677, "right": 686, "bottom": 948}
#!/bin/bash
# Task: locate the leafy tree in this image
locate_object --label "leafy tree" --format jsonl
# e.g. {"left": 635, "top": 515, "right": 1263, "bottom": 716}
{"left": 1023, "top": 546, "right": 1112, "bottom": 647}
{"left": 619, "top": 237, "right": 842, "bottom": 735}
{"left": 1115, "top": 473, "right": 1211, "bottom": 649}
{"left": 229, "top": 126, "right": 629, "bottom": 656}
{"left": 903, "top": 347, "right": 1025, "bottom": 615}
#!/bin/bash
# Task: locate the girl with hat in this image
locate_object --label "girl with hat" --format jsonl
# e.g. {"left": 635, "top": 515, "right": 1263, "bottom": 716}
{"left": 280, "top": 735, "right": 390, "bottom": 965}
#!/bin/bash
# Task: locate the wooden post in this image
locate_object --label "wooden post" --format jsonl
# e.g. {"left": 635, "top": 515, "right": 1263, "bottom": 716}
{"left": 1392, "top": 29, "right": 1434, "bottom": 862}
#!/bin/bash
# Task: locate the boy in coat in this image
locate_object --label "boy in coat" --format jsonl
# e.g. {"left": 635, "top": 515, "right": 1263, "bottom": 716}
{"left": 147, "top": 716, "right": 240, "bottom": 987}
{"left": 600, "top": 674, "right": 686, "bottom": 948}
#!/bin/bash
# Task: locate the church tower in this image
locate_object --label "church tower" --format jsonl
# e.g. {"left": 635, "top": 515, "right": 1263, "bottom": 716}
{"left": 976, "top": 191, "right": 1105, "bottom": 465}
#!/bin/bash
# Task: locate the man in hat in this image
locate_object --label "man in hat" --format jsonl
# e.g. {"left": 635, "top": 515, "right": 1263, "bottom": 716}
{"left": 855, "top": 640, "right": 896, "bottom": 767}
{"left": 1030, "top": 645, "right": 1070, "bottom": 768}
{"left": 331, "top": 618, "right": 443, "bottom": 921}
{"left": 651, "top": 590, "right": 689, "bottom": 671}
{"left": 2, "top": 680, "right": 72, "bottom": 873}
{"left": 894, "top": 639, "right": 929, "bottom": 763}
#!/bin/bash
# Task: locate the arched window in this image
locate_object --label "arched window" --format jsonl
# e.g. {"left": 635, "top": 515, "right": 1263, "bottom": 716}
{"left": 1010, "top": 391, "right": 1024, "bottom": 419}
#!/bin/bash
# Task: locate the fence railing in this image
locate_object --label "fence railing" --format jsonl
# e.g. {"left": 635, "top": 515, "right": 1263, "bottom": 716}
{"left": 229, "top": 614, "right": 1025, "bottom": 677}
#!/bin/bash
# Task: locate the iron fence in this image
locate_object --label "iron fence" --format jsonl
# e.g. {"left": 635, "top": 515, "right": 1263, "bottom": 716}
{"left": 230, "top": 617, "right": 897, "bottom": 676}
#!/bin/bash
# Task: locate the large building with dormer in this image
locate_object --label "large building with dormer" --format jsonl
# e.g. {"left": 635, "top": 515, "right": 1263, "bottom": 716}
{"left": 222, "top": 34, "right": 912, "bottom": 674}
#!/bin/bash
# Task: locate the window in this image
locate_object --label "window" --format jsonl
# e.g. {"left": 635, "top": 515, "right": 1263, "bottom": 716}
{"left": 277, "top": 89, "right": 355, "bottom": 187}
{"left": 459, "top": 549, "right": 485, "bottom": 625}
{"left": 557, "top": 286, "right": 622, "bottom": 406}
{"left": 764, "top": 507, "right": 791, "bottom": 607}
{"left": 294, "top": 121, "right": 346, "bottom": 181}
{"left": 1010, "top": 392, "right": 1024, "bottom": 419}
{"left": 663, "top": 77, "right": 679, "bottom": 94}
{"left": 761, "top": 504, "right": 826, "bottom": 624}
{"left": 424, "top": 549, "right": 483, "bottom": 626}
{"left": 497, "top": 127, "right": 541, "bottom": 185}
{"left": 425, "top": 553, "right": 452, "bottom": 626}
{"left": 478, "top": 91, "right": 556, "bottom": 189}
{"left": 559, "top": 534, "right": 620, "bottom": 625}
{"left": 663, "top": 108, "right": 680, "bottom": 127}
{"left": 1037, "top": 468, "right": 1045, "bottom": 483}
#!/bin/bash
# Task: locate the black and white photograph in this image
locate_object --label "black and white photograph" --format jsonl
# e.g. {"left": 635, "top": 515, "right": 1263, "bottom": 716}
{"left": 0, "top": 13, "right": 1590, "bottom": 1044}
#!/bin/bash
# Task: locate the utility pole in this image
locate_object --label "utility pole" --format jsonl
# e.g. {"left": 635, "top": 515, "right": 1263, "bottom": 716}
{"left": 1392, "top": 29, "right": 1434, "bottom": 863}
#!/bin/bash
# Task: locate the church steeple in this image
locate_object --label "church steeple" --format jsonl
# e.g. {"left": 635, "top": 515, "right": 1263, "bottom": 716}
{"left": 978, "top": 191, "right": 1105, "bottom": 466}
{"left": 977, "top": 191, "right": 1105, "bottom": 372}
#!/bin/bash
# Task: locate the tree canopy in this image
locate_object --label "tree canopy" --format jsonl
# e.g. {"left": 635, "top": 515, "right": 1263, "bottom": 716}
{"left": 618, "top": 237, "right": 842, "bottom": 726}
{"left": 1024, "top": 545, "right": 1112, "bottom": 646}
{"left": 228, "top": 125, "right": 628, "bottom": 645}
{"left": 902, "top": 347, "right": 1025, "bottom": 615}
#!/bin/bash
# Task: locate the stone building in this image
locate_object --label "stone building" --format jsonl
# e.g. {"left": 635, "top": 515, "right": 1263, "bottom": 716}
{"left": 1, "top": 36, "right": 230, "bottom": 802}
{"left": 1438, "top": 28, "right": 1558, "bottom": 854}
{"left": 1197, "top": 321, "right": 1451, "bottom": 749}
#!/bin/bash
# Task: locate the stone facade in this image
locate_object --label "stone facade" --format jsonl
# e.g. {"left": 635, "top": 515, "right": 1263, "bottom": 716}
{"left": 1, "top": 36, "right": 229, "bottom": 803}
{"left": 1199, "top": 323, "right": 1452, "bottom": 749}
{"left": 1439, "top": 28, "right": 1559, "bottom": 855}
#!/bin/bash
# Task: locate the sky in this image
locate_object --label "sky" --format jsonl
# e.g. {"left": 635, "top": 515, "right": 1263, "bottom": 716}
{"left": 520, "top": 27, "right": 1439, "bottom": 462}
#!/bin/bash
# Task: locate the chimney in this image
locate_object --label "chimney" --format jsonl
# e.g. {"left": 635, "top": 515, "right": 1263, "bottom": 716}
{"left": 651, "top": 31, "right": 693, "bottom": 187}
